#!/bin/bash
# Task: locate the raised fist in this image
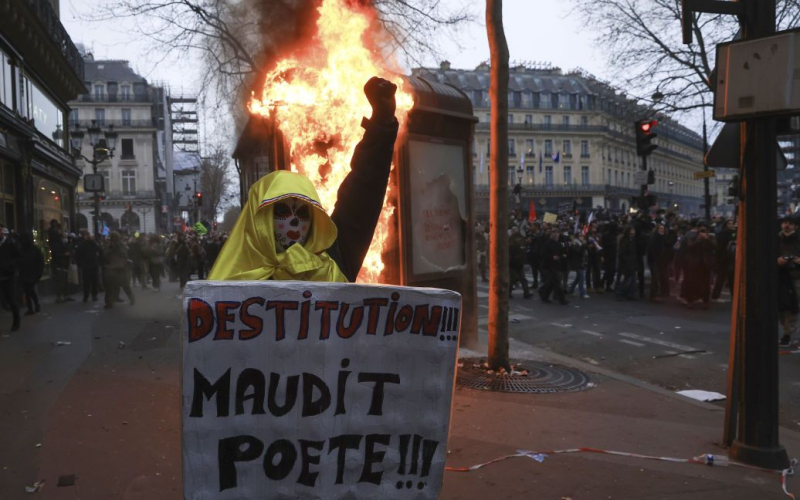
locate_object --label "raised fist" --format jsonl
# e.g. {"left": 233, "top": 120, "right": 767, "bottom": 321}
{"left": 364, "top": 76, "right": 397, "bottom": 124}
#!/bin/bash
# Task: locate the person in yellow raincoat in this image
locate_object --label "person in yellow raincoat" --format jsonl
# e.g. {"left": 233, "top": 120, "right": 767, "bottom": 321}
{"left": 208, "top": 77, "right": 399, "bottom": 282}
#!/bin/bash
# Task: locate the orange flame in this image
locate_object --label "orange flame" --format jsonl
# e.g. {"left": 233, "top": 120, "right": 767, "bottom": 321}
{"left": 249, "top": 0, "right": 413, "bottom": 283}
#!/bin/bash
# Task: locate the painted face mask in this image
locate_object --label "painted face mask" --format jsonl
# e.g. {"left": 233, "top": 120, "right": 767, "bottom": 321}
{"left": 273, "top": 197, "right": 312, "bottom": 252}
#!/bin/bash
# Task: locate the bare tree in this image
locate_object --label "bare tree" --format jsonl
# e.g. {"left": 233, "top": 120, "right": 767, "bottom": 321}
{"left": 486, "top": 0, "right": 510, "bottom": 372}
{"left": 200, "top": 145, "right": 233, "bottom": 222}
{"left": 219, "top": 205, "right": 242, "bottom": 233}
{"left": 85, "top": 0, "right": 473, "bottom": 125}
{"left": 571, "top": 0, "right": 800, "bottom": 114}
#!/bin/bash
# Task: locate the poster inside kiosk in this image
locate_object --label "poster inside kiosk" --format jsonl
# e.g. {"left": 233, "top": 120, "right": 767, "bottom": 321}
{"left": 182, "top": 281, "right": 462, "bottom": 499}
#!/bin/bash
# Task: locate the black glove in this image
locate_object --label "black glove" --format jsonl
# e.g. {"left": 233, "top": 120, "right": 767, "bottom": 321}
{"left": 364, "top": 76, "right": 397, "bottom": 125}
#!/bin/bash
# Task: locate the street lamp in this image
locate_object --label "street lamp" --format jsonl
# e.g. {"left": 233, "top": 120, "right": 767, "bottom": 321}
{"left": 71, "top": 120, "right": 117, "bottom": 236}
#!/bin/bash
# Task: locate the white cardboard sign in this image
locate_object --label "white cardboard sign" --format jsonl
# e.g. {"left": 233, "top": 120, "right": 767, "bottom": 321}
{"left": 182, "top": 281, "right": 461, "bottom": 499}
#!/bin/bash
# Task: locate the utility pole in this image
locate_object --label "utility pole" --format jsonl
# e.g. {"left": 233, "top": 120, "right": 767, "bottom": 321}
{"left": 702, "top": 113, "right": 712, "bottom": 222}
{"left": 727, "top": 0, "right": 789, "bottom": 469}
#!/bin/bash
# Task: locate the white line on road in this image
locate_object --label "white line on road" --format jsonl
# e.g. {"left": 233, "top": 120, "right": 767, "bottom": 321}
{"left": 477, "top": 291, "right": 488, "bottom": 298}
{"left": 618, "top": 332, "right": 698, "bottom": 352}
{"left": 479, "top": 304, "right": 488, "bottom": 310}
{"left": 619, "top": 339, "right": 645, "bottom": 347}
{"left": 581, "top": 330, "right": 603, "bottom": 337}
{"left": 551, "top": 323, "right": 572, "bottom": 328}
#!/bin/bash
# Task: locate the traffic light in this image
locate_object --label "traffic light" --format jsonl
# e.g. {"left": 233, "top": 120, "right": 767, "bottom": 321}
{"left": 196, "top": 192, "right": 203, "bottom": 206}
{"left": 647, "top": 169, "right": 656, "bottom": 185}
{"left": 635, "top": 119, "right": 658, "bottom": 157}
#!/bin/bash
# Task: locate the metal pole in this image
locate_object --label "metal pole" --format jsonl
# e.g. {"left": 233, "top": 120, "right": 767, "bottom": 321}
{"left": 728, "top": 0, "right": 789, "bottom": 470}
{"left": 92, "top": 157, "right": 100, "bottom": 237}
{"left": 703, "top": 116, "right": 711, "bottom": 222}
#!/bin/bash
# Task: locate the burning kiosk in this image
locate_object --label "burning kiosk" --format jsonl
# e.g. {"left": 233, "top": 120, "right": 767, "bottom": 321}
{"left": 234, "top": 75, "right": 479, "bottom": 347}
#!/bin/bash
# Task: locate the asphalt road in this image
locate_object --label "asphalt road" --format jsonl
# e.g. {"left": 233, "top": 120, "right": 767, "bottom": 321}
{"left": 475, "top": 272, "right": 800, "bottom": 430}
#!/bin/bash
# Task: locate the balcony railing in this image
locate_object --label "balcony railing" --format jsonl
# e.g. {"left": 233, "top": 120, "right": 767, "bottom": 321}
{"left": 78, "top": 190, "right": 158, "bottom": 201}
{"left": 478, "top": 123, "right": 607, "bottom": 133}
{"left": 70, "top": 119, "right": 156, "bottom": 129}
{"left": 25, "top": 0, "right": 84, "bottom": 79}
{"left": 79, "top": 93, "right": 152, "bottom": 103}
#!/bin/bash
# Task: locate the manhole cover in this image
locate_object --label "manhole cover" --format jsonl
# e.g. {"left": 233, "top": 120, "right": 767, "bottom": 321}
{"left": 456, "top": 358, "right": 594, "bottom": 394}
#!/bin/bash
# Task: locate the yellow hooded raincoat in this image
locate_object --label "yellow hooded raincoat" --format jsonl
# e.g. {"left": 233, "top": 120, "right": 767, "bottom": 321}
{"left": 208, "top": 171, "right": 347, "bottom": 282}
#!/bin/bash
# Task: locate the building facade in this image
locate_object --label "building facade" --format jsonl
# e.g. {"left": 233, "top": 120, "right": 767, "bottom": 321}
{"left": 413, "top": 63, "right": 707, "bottom": 218}
{"left": 69, "top": 56, "right": 160, "bottom": 234}
{"left": 0, "top": 0, "right": 85, "bottom": 238}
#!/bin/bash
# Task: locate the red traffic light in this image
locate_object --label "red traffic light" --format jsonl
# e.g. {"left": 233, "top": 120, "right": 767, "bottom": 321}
{"left": 196, "top": 192, "right": 202, "bottom": 198}
{"left": 640, "top": 120, "right": 657, "bottom": 132}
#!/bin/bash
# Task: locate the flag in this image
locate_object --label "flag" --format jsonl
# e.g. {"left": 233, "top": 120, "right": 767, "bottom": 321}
{"left": 193, "top": 221, "right": 208, "bottom": 235}
{"left": 551, "top": 151, "right": 560, "bottom": 163}
{"left": 479, "top": 152, "right": 485, "bottom": 173}
{"left": 528, "top": 199, "right": 537, "bottom": 223}
{"left": 539, "top": 154, "right": 543, "bottom": 173}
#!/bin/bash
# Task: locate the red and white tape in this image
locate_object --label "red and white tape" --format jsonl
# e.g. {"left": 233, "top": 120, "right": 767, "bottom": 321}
{"left": 446, "top": 448, "right": 796, "bottom": 499}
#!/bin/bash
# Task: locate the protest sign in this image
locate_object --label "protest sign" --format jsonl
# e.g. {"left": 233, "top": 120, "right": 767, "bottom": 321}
{"left": 182, "top": 281, "right": 462, "bottom": 499}
{"left": 543, "top": 212, "right": 558, "bottom": 224}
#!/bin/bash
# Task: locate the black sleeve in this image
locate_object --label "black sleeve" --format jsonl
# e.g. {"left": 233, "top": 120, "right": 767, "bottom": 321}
{"left": 330, "top": 117, "right": 399, "bottom": 282}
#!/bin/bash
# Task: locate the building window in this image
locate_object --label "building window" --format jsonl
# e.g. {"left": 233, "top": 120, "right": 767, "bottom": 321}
{"left": 0, "top": 50, "right": 13, "bottom": 109}
{"left": 606, "top": 169, "right": 612, "bottom": 184}
{"left": 100, "top": 170, "right": 110, "bottom": 191}
{"left": 614, "top": 147, "right": 619, "bottom": 163}
{"left": 581, "top": 140, "right": 590, "bottom": 158}
{"left": 93, "top": 84, "right": 104, "bottom": 100}
{"left": 627, "top": 172, "right": 631, "bottom": 187}
{"left": 562, "top": 115, "right": 570, "bottom": 126}
{"left": 122, "top": 170, "right": 136, "bottom": 195}
{"left": 122, "top": 109, "right": 131, "bottom": 126}
{"left": 68, "top": 109, "right": 78, "bottom": 126}
{"left": 544, "top": 140, "right": 553, "bottom": 157}
{"left": 485, "top": 113, "right": 490, "bottom": 123}
{"left": 615, "top": 170, "right": 619, "bottom": 186}
{"left": 524, "top": 114, "right": 532, "bottom": 125}
{"left": 525, "top": 139, "right": 534, "bottom": 157}
{"left": 521, "top": 92, "right": 532, "bottom": 108}
{"left": 564, "top": 166, "right": 572, "bottom": 185}
{"left": 120, "top": 85, "right": 131, "bottom": 101}
{"left": 581, "top": 166, "right": 589, "bottom": 186}
{"left": 563, "top": 140, "right": 572, "bottom": 156}
{"left": 558, "top": 93, "right": 569, "bottom": 110}
{"left": 526, "top": 166, "right": 534, "bottom": 185}
{"left": 545, "top": 166, "right": 553, "bottom": 187}
{"left": 544, "top": 115, "right": 552, "bottom": 127}
{"left": 580, "top": 115, "right": 588, "bottom": 128}
{"left": 508, "top": 114, "right": 514, "bottom": 124}
{"left": 508, "top": 139, "right": 516, "bottom": 157}
{"left": 95, "top": 108, "right": 105, "bottom": 125}
{"left": 540, "top": 92, "right": 551, "bottom": 109}
{"left": 121, "top": 138, "right": 134, "bottom": 159}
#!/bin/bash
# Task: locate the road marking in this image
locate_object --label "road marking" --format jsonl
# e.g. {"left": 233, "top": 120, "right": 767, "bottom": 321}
{"left": 551, "top": 323, "right": 572, "bottom": 328}
{"left": 581, "top": 330, "right": 603, "bottom": 337}
{"left": 477, "top": 291, "right": 489, "bottom": 298}
{"left": 619, "top": 339, "right": 645, "bottom": 347}
{"left": 618, "top": 332, "right": 698, "bottom": 352}
{"left": 478, "top": 304, "right": 488, "bottom": 310}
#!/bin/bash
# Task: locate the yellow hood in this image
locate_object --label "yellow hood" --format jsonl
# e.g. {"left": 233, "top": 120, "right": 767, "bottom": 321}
{"left": 208, "top": 170, "right": 347, "bottom": 282}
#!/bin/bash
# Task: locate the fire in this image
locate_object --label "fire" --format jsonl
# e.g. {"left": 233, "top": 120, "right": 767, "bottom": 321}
{"left": 249, "top": 0, "right": 413, "bottom": 283}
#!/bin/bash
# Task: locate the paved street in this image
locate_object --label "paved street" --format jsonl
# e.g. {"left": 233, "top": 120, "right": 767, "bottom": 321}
{"left": 476, "top": 272, "right": 800, "bottom": 430}
{"left": 0, "top": 277, "right": 798, "bottom": 498}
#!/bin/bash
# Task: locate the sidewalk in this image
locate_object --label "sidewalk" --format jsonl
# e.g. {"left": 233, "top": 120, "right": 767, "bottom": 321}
{"left": 0, "top": 289, "right": 796, "bottom": 499}
{"left": 442, "top": 337, "right": 798, "bottom": 499}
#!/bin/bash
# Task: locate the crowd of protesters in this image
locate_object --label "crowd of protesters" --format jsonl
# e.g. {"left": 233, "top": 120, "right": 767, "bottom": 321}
{"left": 476, "top": 207, "right": 739, "bottom": 310}
{"left": 0, "top": 220, "right": 228, "bottom": 332}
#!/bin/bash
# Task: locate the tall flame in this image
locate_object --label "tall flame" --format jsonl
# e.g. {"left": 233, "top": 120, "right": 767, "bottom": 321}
{"left": 249, "top": 0, "right": 413, "bottom": 283}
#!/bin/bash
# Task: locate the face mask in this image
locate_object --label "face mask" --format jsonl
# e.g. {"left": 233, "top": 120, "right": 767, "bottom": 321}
{"left": 273, "top": 198, "right": 312, "bottom": 252}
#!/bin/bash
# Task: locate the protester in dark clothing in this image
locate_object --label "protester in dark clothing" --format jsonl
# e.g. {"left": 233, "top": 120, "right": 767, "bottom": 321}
{"left": 778, "top": 216, "right": 800, "bottom": 347}
{"left": 128, "top": 236, "right": 148, "bottom": 290}
{"left": 586, "top": 224, "right": 603, "bottom": 293}
{"left": 475, "top": 223, "right": 487, "bottom": 282}
{"left": 647, "top": 224, "right": 670, "bottom": 301}
{"left": 633, "top": 215, "right": 650, "bottom": 298}
{"left": 679, "top": 221, "right": 715, "bottom": 309}
{"left": 0, "top": 224, "right": 21, "bottom": 331}
{"left": 47, "top": 219, "right": 73, "bottom": 302}
{"left": 103, "top": 232, "right": 135, "bottom": 309}
{"left": 146, "top": 235, "right": 165, "bottom": 291}
{"left": 616, "top": 225, "right": 638, "bottom": 301}
{"left": 509, "top": 227, "right": 532, "bottom": 299}
{"left": 539, "top": 231, "right": 568, "bottom": 305}
{"left": 204, "top": 236, "right": 223, "bottom": 271}
{"left": 167, "top": 232, "right": 191, "bottom": 290}
{"left": 75, "top": 230, "right": 102, "bottom": 301}
{"left": 18, "top": 233, "right": 44, "bottom": 315}
{"left": 711, "top": 219, "right": 736, "bottom": 300}
{"left": 601, "top": 222, "right": 618, "bottom": 291}
{"left": 567, "top": 234, "right": 589, "bottom": 298}
{"left": 190, "top": 237, "right": 206, "bottom": 280}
